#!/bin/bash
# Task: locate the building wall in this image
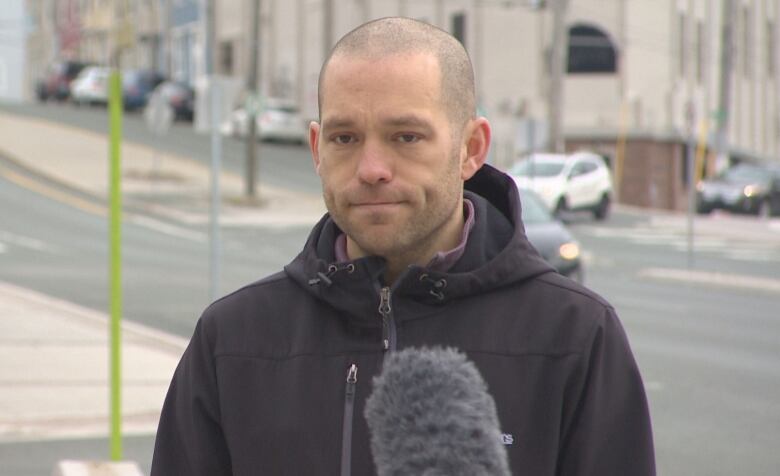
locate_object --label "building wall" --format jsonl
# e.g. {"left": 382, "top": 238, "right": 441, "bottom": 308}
{"left": 22, "top": 0, "right": 780, "bottom": 206}
{"left": 0, "top": 0, "right": 27, "bottom": 102}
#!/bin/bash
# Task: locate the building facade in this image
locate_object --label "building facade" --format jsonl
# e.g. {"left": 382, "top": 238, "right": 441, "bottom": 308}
{"left": 21, "top": 0, "right": 780, "bottom": 210}
{"left": 0, "top": 0, "right": 28, "bottom": 102}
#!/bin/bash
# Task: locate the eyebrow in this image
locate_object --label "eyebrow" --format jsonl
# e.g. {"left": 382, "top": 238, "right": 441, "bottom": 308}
{"left": 381, "top": 114, "right": 434, "bottom": 131}
{"left": 321, "top": 116, "right": 356, "bottom": 131}
{"left": 321, "top": 114, "right": 434, "bottom": 132}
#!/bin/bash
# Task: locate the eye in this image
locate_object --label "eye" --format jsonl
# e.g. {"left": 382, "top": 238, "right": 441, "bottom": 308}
{"left": 332, "top": 134, "right": 356, "bottom": 145}
{"left": 396, "top": 133, "right": 420, "bottom": 144}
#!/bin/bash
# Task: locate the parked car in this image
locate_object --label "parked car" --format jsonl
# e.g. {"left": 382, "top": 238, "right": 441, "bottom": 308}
{"left": 519, "top": 187, "right": 583, "bottom": 283}
{"left": 122, "top": 69, "right": 166, "bottom": 110}
{"left": 151, "top": 80, "right": 195, "bottom": 121}
{"left": 696, "top": 162, "right": 780, "bottom": 217}
{"left": 70, "top": 66, "right": 111, "bottom": 106}
{"left": 510, "top": 151, "right": 613, "bottom": 220}
{"left": 35, "top": 60, "right": 90, "bottom": 102}
{"left": 221, "top": 99, "right": 307, "bottom": 143}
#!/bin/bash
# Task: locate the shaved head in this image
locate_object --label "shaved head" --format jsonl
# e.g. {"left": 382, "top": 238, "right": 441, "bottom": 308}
{"left": 318, "top": 17, "right": 476, "bottom": 129}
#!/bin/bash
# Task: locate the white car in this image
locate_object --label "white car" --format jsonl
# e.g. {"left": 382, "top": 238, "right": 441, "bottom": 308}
{"left": 70, "top": 66, "right": 111, "bottom": 106}
{"left": 510, "top": 151, "right": 613, "bottom": 220}
{"left": 221, "top": 99, "right": 307, "bottom": 144}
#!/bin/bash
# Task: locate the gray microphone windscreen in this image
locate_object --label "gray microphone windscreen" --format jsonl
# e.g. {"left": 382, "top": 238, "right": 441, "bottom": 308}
{"left": 364, "top": 347, "right": 511, "bottom": 476}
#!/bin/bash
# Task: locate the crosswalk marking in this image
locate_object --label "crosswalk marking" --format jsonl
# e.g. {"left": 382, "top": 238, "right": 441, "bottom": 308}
{"left": 578, "top": 221, "right": 780, "bottom": 262}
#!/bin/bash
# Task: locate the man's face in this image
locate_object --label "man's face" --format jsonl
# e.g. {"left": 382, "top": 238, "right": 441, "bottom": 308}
{"left": 310, "top": 52, "right": 470, "bottom": 263}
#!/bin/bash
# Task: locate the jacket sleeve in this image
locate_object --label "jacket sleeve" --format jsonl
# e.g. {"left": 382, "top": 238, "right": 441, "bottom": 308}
{"left": 151, "top": 314, "right": 233, "bottom": 476}
{"left": 557, "top": 308, "right": 656, "bottom": 476}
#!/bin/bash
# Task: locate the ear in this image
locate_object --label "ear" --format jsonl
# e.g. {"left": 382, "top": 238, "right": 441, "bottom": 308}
{"left": 460, "top": 117, "right": 491, "bottom": 181}
{"left": 309, "top": 121, "right": 322, "bottom": 175}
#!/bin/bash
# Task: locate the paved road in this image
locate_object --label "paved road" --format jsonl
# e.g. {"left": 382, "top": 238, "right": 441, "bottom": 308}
{"left": 567, "top": 210, "right": 780, "bottom": 476}
{"left": 1, "top": 102, "right": 779, "bottom": 475}
{"left": 0, "top": 166, "right": 312, "bottom": 337}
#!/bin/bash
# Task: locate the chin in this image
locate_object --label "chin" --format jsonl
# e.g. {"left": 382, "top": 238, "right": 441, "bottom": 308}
{"left": 351, "top": 231, "right": 405, "bottom": 258}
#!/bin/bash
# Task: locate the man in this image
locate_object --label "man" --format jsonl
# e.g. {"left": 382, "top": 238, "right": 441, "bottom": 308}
{"left": 152, "top": 17, "right": 655, "bottom": 475}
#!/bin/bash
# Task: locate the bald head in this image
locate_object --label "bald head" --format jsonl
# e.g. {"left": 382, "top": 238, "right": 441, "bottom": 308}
{"left": 318, "top": 17, "right": 476, "bottom": 128}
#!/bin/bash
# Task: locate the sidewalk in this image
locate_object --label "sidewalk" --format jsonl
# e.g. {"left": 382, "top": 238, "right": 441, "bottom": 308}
{"left": 0, "top": 280, "right": 187, "bottom": 443}
{"left": 0, "top": 109, "right": 322, "bottom": 454}
{"left": 0, "top": 111, "right": 326, "bottom": 227}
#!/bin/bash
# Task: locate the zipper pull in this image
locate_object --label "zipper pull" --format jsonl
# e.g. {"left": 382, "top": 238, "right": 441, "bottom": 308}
{"left": 378, "top": 287, "right": 392, "bottom": 350}
{"left": 378, "top": 287, "right": 391, "bottom": 316}
{"left": 346, "top": 364, "right": 358, "bottom": 395}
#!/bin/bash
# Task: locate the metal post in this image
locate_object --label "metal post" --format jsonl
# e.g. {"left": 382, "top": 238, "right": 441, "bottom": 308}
{"left": 205, "top": 0, "right": 222, "bottom": 302}
{"left": 108, "top": 69, "right": 123, "bottom": 462}
{"left": 246, "top": 0, "right": 262, "bottom": 198}
{"left": 685, "top": 104, "right": 696, "bottom": 269}
{"left": 107, "top": 18, "right": 125, "bottom": 460}
{"left": 547, "top": 0, "right": 569, "bottom": 153}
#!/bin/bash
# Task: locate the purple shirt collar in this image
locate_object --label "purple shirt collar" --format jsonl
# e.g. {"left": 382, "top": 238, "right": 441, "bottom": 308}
{"left": 334, "top": 198, "right": 476, "bottom": 272}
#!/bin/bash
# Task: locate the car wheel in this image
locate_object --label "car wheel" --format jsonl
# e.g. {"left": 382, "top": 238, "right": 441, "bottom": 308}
{"left": 593, "top": 194, "right": 610, "bottom": 220}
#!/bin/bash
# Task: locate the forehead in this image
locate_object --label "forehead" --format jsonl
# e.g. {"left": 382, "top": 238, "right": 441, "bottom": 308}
{"left": 320, "top": 52, "right": 445, "bottom": 121}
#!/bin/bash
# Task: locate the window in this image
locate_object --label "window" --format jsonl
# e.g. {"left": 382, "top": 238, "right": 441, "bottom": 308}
{"left": 567, "top": 24, "right": 617, "bottom": 74}
{"left": 678, "top": 12, "right": 687, "bottom": 78}
{"left": 452, "top": 13, "right": 466, "bottom": 46}
{"left": 219, "top": 41, "right": 233, "bottom": 75}
{"left": 696, "top": 21, "right": 705, "bottom": 84}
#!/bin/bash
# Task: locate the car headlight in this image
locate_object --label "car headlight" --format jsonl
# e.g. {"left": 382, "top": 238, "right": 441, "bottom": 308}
{"left": 743, "top": 185, "right": 765, "bottom": 197}
{"left": 559, "top": 242, "right": 580, "bottom": 261}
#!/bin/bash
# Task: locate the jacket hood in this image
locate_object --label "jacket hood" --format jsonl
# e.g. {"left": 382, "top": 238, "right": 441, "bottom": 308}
{"left": 284, "top": 164, "right": 554, "bottom": 327}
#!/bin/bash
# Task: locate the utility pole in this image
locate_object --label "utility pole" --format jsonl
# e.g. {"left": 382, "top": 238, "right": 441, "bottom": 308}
{"left": 164, "top": 0, "right": 172, "bottom": 78}
{"left": 547, "top": 0, "right": 569, "bottom": 153}
{"left": 323, "top": 0, "right": 333, "bottom": 59}
{"left": 246, "top": 0, "right": 262, "bottom": 198}
{"left": 713, "top": 0, "right": 735, "bottom": 172}
{"left": 205, "top": 0, "right": 222, "bottom": 302}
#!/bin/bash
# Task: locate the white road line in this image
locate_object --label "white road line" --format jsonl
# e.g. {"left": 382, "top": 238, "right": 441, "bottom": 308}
{"left": 0, "top": 230, "right": 59, "bottom": 252}
{"left": 127, "top": 215, "right": 208, "bottom": 243}
{"left": 638, "top": 267, "right": 780, "bottom": 293}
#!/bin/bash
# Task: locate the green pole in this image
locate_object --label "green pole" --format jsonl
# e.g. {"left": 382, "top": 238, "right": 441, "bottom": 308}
{"left": 108, "top": 68, "right": 123, "bottom": 462}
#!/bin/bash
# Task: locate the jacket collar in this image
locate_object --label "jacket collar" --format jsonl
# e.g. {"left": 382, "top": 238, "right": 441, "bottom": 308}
{"left": 284, "top": 164, "right": 554, "bottom": 326}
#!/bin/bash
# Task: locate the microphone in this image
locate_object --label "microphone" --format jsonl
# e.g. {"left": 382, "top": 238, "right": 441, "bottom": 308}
{"left": 364, "top": 347, "right": 511, "bottom": 476}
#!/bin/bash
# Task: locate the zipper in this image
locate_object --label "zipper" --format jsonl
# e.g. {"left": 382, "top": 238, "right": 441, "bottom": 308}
{"left": 378, "top": 286, "right": 396, "bottom": 351}
{"left": 340, "top": 363, "right": 358, "bottom": 476}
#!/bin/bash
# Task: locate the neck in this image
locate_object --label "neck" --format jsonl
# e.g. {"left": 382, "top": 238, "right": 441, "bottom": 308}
{"left": 345, "top": 202, "right": 465, "bottom": 285}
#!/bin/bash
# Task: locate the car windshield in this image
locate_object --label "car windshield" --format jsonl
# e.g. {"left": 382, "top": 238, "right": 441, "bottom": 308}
{"left": 723, "top": 165, "right": 768, "bottom": 182}
{"left": 518, "top": 188, "right": 553, "bottom": 224}
{"left": 122, "top": 71, "right": 145, "bottom": 85}
{"left": 510, "top": 159, "right": 566, "bottom": 177}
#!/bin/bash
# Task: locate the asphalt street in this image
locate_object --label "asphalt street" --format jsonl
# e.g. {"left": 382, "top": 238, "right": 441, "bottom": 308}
{"left": 1, "top": 101, "right": 779, "bottom": 475}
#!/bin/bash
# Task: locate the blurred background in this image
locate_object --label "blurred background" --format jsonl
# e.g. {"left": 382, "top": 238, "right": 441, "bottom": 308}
{"left": 0, "top": 0, "right": 779, "bottom": 475}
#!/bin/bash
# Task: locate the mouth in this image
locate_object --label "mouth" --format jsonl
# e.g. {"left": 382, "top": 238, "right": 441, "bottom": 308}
{"left": 353, "top": 201, "right": 401, "bottom": 207}
{"left": 351, "top": 201, "right": 404, "bottom": 213}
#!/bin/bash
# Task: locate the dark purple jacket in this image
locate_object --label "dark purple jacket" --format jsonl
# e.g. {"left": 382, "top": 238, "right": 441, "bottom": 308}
{"left": 152, "top": 164, "right": 655, "bottom": 475}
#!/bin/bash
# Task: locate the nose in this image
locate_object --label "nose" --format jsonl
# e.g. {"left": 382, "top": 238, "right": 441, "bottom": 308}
{"left": 356, "top": 139, "right": 393, "bottom": 185}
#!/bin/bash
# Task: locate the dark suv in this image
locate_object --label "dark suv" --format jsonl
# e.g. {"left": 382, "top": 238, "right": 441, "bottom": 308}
{"left": 35, "top": 60, "right": 90, "bottom": 101}
{"left": 696, "top": 162, "right": 780, "bottom": 217}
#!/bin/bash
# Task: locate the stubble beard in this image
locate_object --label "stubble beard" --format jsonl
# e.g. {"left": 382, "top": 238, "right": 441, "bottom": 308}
{"left": 324, "top": 145, "right": 463, "bottom": 264}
